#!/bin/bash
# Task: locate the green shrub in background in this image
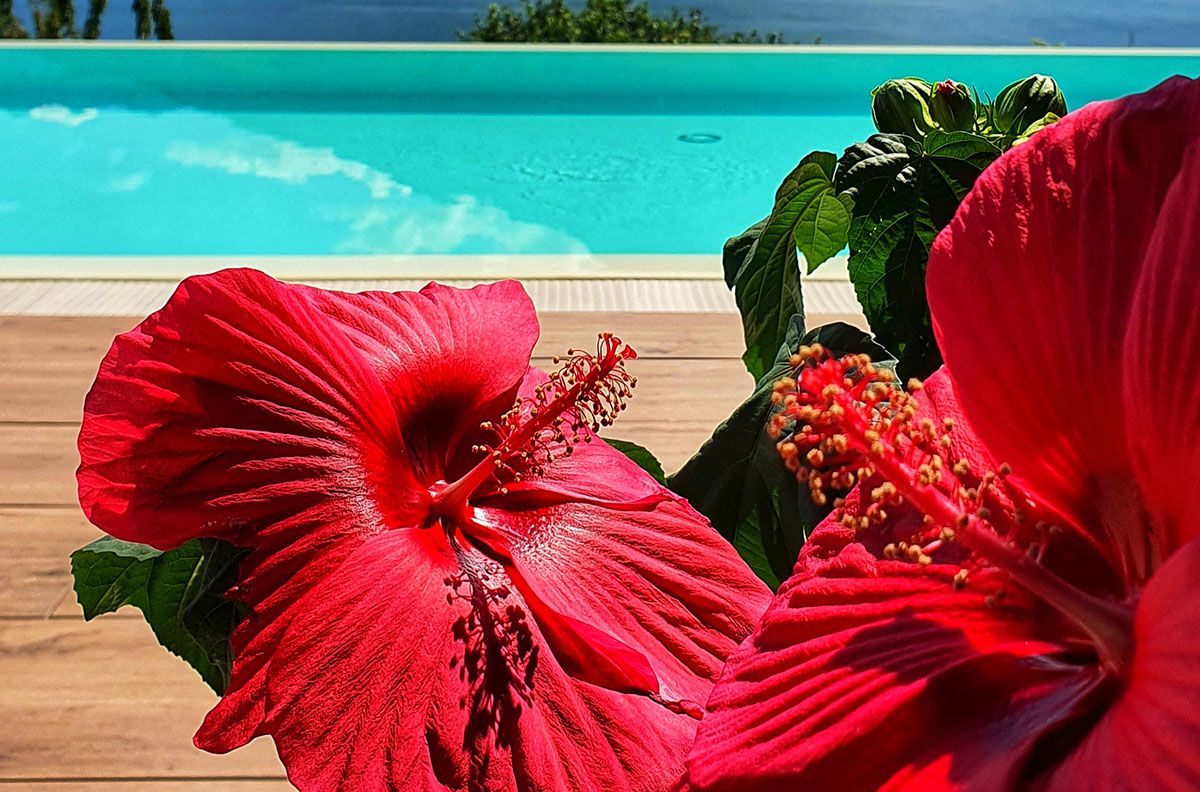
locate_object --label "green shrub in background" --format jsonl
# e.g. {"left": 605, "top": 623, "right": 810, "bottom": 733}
{"left": 460, "top": 0, "right": 789, "bottom": 44}
{"left": 0, "top": 0, "right": 173, "bottom": 39}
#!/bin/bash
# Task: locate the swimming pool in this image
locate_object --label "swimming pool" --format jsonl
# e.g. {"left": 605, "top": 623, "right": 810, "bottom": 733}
{"left": 2, "top": 45, "right": 1197, "bottom": 266}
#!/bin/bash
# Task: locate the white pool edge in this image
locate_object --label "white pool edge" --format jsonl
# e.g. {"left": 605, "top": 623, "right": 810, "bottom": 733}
{"left": 0, "top": 254, "right": 853, "bottom": 282}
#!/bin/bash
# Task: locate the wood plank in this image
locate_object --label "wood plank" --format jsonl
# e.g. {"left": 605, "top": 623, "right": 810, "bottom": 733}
{"left": 0, "top": 312, "right": 748, "bottom": 364}
{"left": 0, "top": 508, "right": 98, "bottom": 618}
{"left": 0, "top": 312, "right": 874, "bottom": 423}
{"left": 0, "top": 426, "right": 80, "bottom": 506}
{"left": 0, "top": 619, "right": 286, "bottom": 780}
{"left": 0, "top": 415, "right": 722, "bottom": 507}
{"left": 0, "top": 351, "right": 750, "bottom": 426}
{"left": 0, "top": 313, "right": 748, "bottom": 422}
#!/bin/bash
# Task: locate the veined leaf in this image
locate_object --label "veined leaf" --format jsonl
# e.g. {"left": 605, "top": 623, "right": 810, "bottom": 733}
{"left": 669, "top": 319, "right": 892, "bottom": 588}
{"left": 143, "top": 539, "right": 244, "bottom": 695}
{"left": 723, "top": 219, "right": 765, "bottom": 290}
{"left": 730, "top": 151, "right": 852, "bottom": 380}
{"left": 71, "top": 536, "right": 244, "bottom": 694}
{"left": 70, "top": 537, "right": 159, "bottom": 619}
{"left": 604, "top": 438, "right": 667, "bottom": 485}
{"left": 836, "top": 131, "right": 999, "bottom": 378}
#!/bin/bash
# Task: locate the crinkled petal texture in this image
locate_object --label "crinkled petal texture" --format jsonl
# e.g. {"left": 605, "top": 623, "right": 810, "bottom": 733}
{"left": 77, "top": 269, "right": 770, "bottom": 792}
{"left": 686, "top": 373, "right": 1106, "bottom": 791}
{"left": 927, "top": 76, "right": 1200, "bottom": 573}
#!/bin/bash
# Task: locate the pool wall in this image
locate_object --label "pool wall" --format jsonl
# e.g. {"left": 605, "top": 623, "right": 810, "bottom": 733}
{"left": 3, "top": 43, "right": 1199, "bottom": 114}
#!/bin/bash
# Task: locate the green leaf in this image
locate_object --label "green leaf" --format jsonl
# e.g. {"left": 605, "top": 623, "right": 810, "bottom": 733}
{"left": 70, "top": 537, "right": 160, "bottom": 619}
{"left": 836, "top": 132, "right": 999, "bottom": 379}
{"left": 71, "top": 536, "right": 244, "bottom": 694}
{"left": 722, "top": 219, "right": 765, "bottom": 290}
{"left": 730, "top": 151, "right": 851, "bottom": 380}
{"left": 143, "top": 539, "right": 245, "bottom": 695}
{"left": 669, "top": 319, "right": 891, "bottom": 588}
{"left": 604, "top": 437, "right": 667, "bottom": 485}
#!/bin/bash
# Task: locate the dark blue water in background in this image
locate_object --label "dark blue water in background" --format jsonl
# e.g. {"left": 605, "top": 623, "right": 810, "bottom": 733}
{"left": 9, "top": 0, "right": 1200, "bottom": 46}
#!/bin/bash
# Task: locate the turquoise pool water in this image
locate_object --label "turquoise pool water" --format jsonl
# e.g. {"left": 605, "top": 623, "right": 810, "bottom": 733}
{"left": 1, "top": 46, "right": 1197, "bottom": 257}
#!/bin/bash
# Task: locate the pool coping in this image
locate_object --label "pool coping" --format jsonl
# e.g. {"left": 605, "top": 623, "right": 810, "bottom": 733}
{"left": 0, "top": 275, "right": 860, "bottom": 315}
{"left": 0, "top": 255, "right": 853, "bottom": 282}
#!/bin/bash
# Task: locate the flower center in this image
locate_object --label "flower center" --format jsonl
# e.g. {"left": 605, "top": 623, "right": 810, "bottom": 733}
{"left": 771, "top": 346, "right": 1135, "bottom": 677}
{"left": 428, "top": 333, "right": 637, "bottom": 519}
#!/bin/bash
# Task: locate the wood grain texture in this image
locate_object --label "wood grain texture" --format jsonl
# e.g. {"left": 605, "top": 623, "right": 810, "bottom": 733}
{"left": 0, "top": 619, "right": 286, "bottom": 780}
{"left": 0, "top": 312, "right": 866, "bottom": 423}
{"left": 0, "top": 313, "right": 748, "bottom": 423}
{"left": 0, "top": 508, "right": 98, "bottom": 618}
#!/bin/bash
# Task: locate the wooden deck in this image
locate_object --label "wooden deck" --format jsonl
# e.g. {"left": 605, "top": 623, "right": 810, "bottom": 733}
{"left": 0, "top": 309, "right": 853, "bottom": 789}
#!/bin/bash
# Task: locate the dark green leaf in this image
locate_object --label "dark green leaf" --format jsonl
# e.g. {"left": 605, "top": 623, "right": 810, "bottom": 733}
{"left": 70, "top": 537, "right": 159, "bottom": 619}
{"left": 604, "top": 437, "right": 667, "bottom": 485}
{"left": 835, "top": 132, "right": 999, "bottom": 379}
{"left": 71, "top": 536, "right": 244, "bottom": 694}
{"left": 722, "top": 219, "right": 765, "bottom": 290}
{"left": 669, "top": 319, "right": 891, "bottom": 588}
{"left": 731, "top": 151, "right": 851, "bottom": 380}
{"left": 143, "top": 539, "right": 245, "bottom": 695}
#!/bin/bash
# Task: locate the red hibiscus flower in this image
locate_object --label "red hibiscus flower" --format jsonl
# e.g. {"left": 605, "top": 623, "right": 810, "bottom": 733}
{"left": 76, "top": 270, "right": 770, "bottom": 791}
{"left": 685, "top": 75, "right": 1200, "bottom": 791}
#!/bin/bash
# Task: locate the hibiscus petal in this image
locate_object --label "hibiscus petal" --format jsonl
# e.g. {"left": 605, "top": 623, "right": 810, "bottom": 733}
{"left": 685, "top": 371, "right": 1107, "bottom": 791}
{"left": 1122, "top": 141, "right": 1200, "bottom": 551}
{"left": 686, "top": 525, "right": 1107, "bottom": 790}
{"left": 491, "top": 493, "right": 772, "bottom": 715}
{"left": 249, "top": 528, "right": 719, "bottom": 792}
{"left": 926, "top": 77, "right": 1200, "bottom": 554}
{"left": 1045, "top": 536, "right": 1200, "bottom": 791}
{"left": 77, "top": 269, "right": 538, "bottom": 549}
